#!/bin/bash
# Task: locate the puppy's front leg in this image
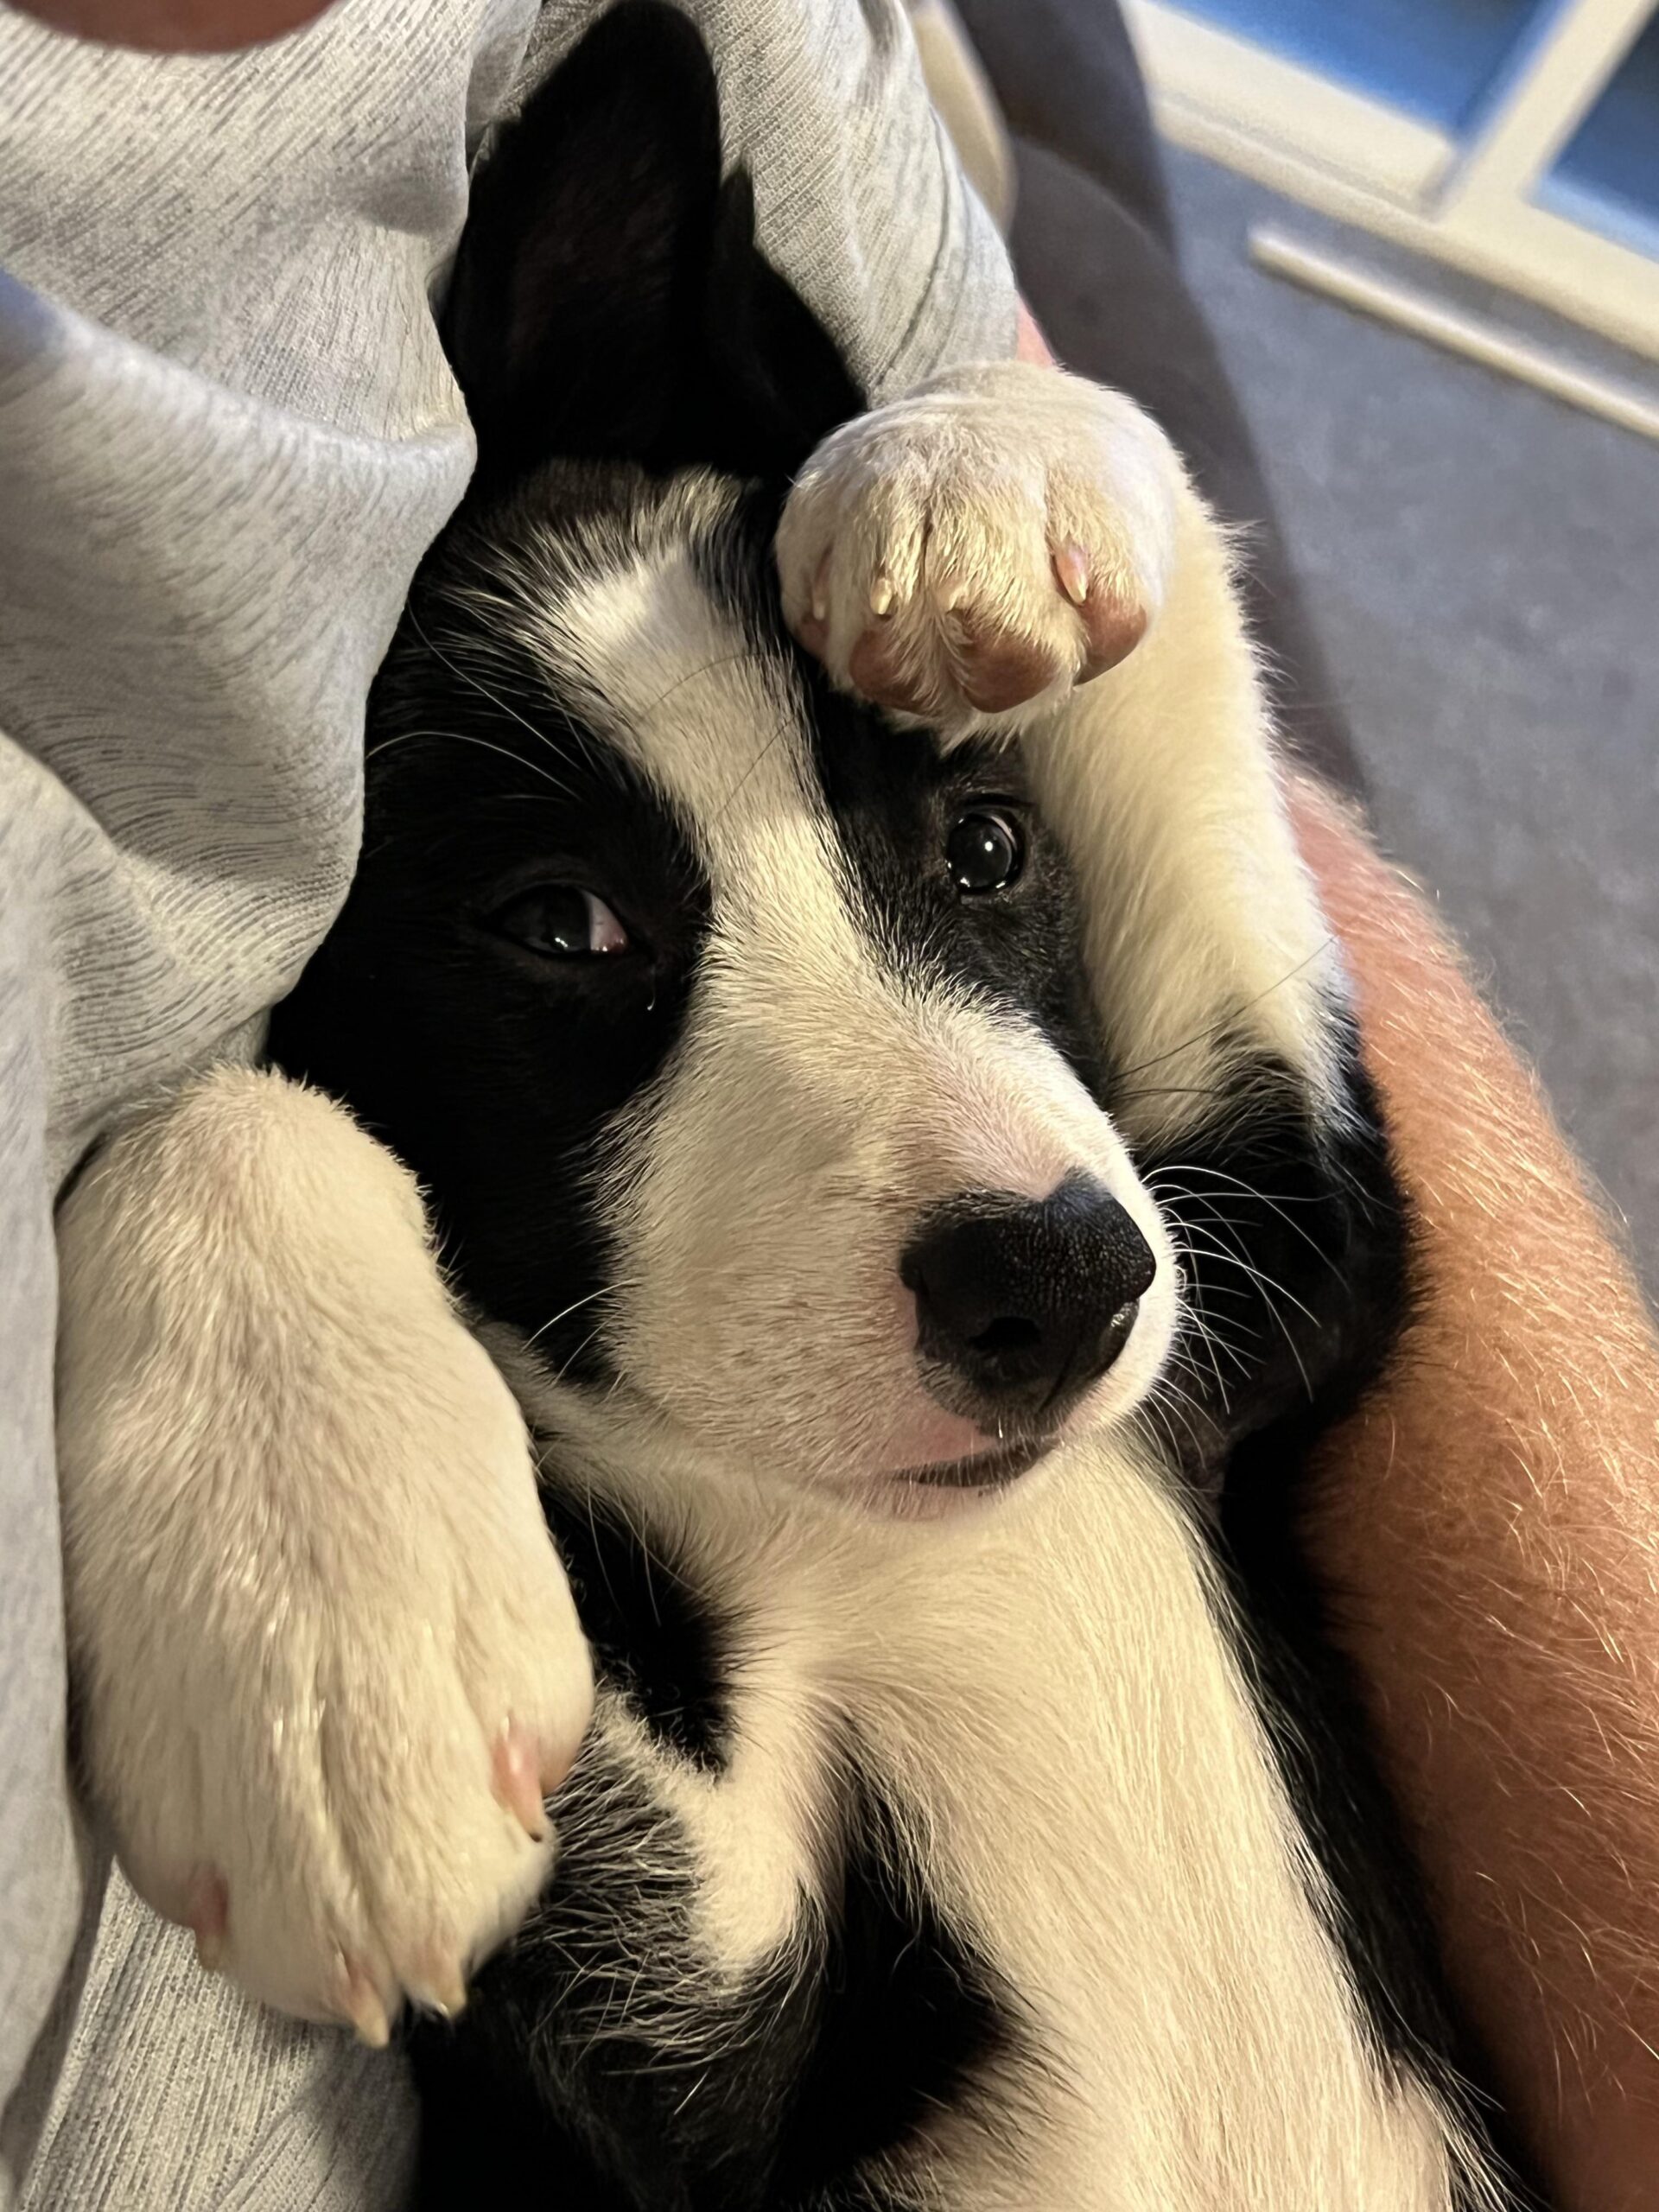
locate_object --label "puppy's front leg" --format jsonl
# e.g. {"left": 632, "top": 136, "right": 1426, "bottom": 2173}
{"left": 55, "top": 1069, "right": 594, "bottom": 2037}
{"left": 778, "top": 359, "right": 1344, "bottom": 1141}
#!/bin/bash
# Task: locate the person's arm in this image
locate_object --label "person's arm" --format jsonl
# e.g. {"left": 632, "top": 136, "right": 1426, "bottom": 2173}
{"left": 3, "top": 0, "right": 328, "bottom": 53}
{"left": 1289, "top": 773, "right": 1659, "bottom": 2212}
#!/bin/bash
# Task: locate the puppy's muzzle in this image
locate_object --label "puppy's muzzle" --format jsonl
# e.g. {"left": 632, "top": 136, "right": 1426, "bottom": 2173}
{"left": 902, "top": 1174, "right": 1156, "bottom": 1424}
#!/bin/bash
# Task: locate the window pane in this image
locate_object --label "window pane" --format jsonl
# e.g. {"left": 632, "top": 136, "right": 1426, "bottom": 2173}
{"left": 1171, "top": 0, "right": 1554, "bottom": 130}
{"left": 1545, "top": 10, "right": 1659, "bottom": 253}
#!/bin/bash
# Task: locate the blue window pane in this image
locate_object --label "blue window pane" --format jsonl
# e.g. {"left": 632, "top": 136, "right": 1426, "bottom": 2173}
{"left": 1546, "top": 10, "right": 1659, "bottom": 255}
{"left": 1172, "top": 0, "right": 1554, "bottom": 130}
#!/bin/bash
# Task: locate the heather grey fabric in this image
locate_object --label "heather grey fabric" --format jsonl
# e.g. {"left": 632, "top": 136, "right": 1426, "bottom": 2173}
{"left": 0, "top": 4, "right": 1014, "bottom": 2202}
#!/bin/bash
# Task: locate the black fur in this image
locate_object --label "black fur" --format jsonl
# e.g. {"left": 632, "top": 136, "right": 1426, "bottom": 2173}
{"left": 542, "top": 1489, "right": 732, "bottom": 1772}
{"left": 802, "top": 675, "right": 1107, "bottom": 1096}
{"left": 444, "top": 0, "right": 861, "bottom": 497}
{"left": 411, "top": 1736, "right": 1015, "bottom": 2210}
{"left": 270, "top": 512, "right": 712, "bottom": 1379}
{"left": 276, "top": 0, "right": 866, "bottom": 1376}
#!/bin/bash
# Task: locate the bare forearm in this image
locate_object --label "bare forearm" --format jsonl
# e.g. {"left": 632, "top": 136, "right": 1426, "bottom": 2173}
{"left": 7, "top": 0, "right": 330, "bottom": 49}
{"left": 1291, "top": 777, "right": 1659, "bottom": 2211}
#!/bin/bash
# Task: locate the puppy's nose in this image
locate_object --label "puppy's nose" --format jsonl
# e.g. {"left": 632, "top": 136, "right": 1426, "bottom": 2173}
{"left": 901, "top": 1176, "right": 1156, "bottom": 1417}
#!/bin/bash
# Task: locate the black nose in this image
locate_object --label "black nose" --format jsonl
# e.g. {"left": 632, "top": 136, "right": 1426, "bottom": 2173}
{"left": 901, "top": 1175, "right": 1156, "bottom": 1419}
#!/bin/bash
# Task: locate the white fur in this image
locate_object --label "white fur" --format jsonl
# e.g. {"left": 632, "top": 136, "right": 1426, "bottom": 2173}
{"left": 518, "top": 1374, "right": 1491, "bottom": 2212}
{"left": 54, "top": 1070, "right": 594, "bottom": 2032}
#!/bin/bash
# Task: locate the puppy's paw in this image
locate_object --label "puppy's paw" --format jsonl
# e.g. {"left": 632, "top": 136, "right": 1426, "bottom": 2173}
{"left": 777, "top": 360, "right": 1179, "bottom": 734}
{"left": 56, "top": 1070, "right": 595, "bottom": 2038}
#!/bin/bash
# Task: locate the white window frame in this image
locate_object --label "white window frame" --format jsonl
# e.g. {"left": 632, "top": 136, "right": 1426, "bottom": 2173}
{"left": 1124, "top": 0, "right": 1659, "bottom": 364}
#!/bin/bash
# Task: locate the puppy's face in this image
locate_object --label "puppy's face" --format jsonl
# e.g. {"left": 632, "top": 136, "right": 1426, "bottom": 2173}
{"left": 278, "top": 467, "right": 1180, "bottom": 1510}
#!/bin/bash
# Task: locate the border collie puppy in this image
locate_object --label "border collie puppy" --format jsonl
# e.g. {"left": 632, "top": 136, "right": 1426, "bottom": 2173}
{"left": 55, "top": 8, "right": 1541, "bottom": 2207}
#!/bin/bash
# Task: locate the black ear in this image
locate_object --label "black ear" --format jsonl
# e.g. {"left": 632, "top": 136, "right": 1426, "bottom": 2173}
{"left": 692, "top": 167, "right": 868, "bottom": 482}
{"left": 444, "top": 0, "right": 865, "bottom": 494}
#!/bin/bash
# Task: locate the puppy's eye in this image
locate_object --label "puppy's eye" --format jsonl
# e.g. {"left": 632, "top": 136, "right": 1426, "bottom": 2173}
{"left": 946, "top": 808, "right": 1025, "bottom": 895}
{"left": 489, "top": 885, "right": 630, "bottom": 957}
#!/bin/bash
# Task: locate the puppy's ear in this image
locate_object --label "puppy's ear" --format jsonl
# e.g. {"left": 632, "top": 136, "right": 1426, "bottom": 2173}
{"left": 444, "top": 0, "right": 721, "bottom": 486}
{"left": 445, "top": 0, "right": 863, "bottom": 493}
{"left": 694, "top": 166, "right": 868, "bottom": 484}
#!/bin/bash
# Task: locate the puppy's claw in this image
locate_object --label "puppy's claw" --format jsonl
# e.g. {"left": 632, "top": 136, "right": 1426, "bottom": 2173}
{"left": 187, "top": 1867, "right": 230, "bottom": 1974}
{"left": 1054, "top": 543, "right": 1090, "bottom": 606}
{"left": 868, "top": 574, "right": 896, "bottom": 619}
{"left": 1056, "top": 547, "right": 1147, "bottom": 677}
{"left": 408, "top": 1951, "right": 469, "bottom": 2022}
{"left": 493, "top": 1719, "right": 549, "bottom": 1841}
{"left": 338, "top": 1956, "right": 394, "bottom": 2049}
{"left": 790, "top": 552, "right": 832, "bottom": 658}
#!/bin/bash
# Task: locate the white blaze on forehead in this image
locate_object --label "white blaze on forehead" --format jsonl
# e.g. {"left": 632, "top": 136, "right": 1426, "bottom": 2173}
{"left": 552, "top": 542, "right": 898, "bottom": 1027}
{"left": 543, "top": 537, "right": 819, "bottom": 868}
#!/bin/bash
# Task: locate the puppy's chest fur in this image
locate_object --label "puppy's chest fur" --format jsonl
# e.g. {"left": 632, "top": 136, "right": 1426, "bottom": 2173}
{"left": 413, "top": 1421, "right": 1464, "bottom": 2212}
